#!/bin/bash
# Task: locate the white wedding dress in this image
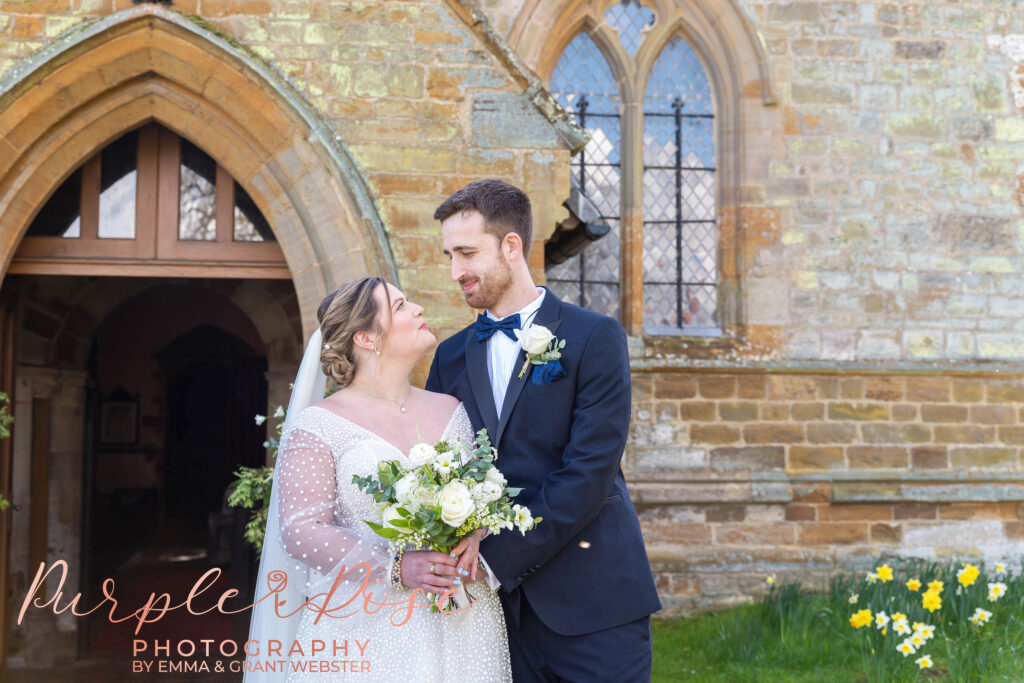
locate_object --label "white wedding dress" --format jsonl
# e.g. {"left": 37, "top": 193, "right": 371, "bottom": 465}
{"left": 269, "top": 401, "right": 512, "bottom": 683}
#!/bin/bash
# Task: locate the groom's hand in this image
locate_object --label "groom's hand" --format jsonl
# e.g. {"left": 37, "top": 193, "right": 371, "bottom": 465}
{"left": 400, "top": 551, "right": 460, "bottom": 595}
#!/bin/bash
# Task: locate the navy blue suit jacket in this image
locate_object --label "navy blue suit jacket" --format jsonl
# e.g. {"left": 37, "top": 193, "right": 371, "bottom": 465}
{"left": 426, "top": 289, "right": 661, "bottom": 636}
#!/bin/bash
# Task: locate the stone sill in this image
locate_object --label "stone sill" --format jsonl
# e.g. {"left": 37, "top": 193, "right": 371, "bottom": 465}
{"left": 628, "top": 356, "right": 1024, "bottom": 376}
{"left": 627, "top": 470, "right": 1024, "bottom": 505}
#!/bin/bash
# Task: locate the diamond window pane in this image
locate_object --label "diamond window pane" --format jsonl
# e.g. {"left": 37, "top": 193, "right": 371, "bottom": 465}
{"left": 682, "top": 222, "right": 718, "bottom": 282}
{"left": 585, "top": 283, "right": 620, "bottom": 320}
{"left": 547, "top": 280, "right": 581, "bottom": 308}
{"left": 643, "top": 168, "right": 676, "bottom": 222}
{"left": 644, "top": 37, "right": 714, "bottom": 115}
{"left": 643, "top": 222, "right": 675, "bottom": 282}
{"left": 179, "top": 139, "right": 217, "bottom": 241}
{"left": 642, "top": 36, "right": 717, "bottom": 332}
{"left": 642, "top": 116, "right": 676, "bottom": 167}
{"left": 683, "top": 118, "right": 715, "bottom": 169}
{"left": 577, "top": 161, "right": 621, "bottom": 216}
{"left": 547, "top": 254, "right": 580, "bottom": 282}
{"left": 585, "top": 218, "right": 621, "bottom": 282}
{"left": 547, "top": 32, "right": 622, "bottom": 321}
{"left": 682, "top": 170, "right": 715, "bottom": 221}
{"left": 644, "top": 284, "right": 677, "bottom": 328}
{"left": 550, "top": 33, "right": 619, "bottom": 115}
{"left": 687, "top": 284, "right": 718, "bottom": 328}
{"left": 604, "top": 1, "right": 656, "bottom": 57}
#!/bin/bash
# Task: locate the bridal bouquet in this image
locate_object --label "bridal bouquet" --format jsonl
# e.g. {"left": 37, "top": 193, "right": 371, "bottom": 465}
{"left": 352, "top": 428, "right": 540, "bottom": 607}
{"left": 353, "top": 427, "right": 540, "bottom": 550}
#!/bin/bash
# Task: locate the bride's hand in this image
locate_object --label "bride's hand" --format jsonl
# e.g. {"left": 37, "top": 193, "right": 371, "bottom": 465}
{"left": 400, "top": 550, "right": 459, "bottom": 595}
{"left": 451, "top": 528, "right": 487, "bottom": 582}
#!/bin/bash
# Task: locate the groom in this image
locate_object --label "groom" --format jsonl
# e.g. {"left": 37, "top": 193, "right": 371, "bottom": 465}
{"left": 426, "top": 179, "right": 661, "bottom": 681}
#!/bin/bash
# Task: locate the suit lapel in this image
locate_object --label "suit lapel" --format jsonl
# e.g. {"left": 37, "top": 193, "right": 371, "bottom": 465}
{"left": 494, "top": 290, "right": 563, "bottom": 446}
{"left": 465, "top": 331, "right": 499, "bottom": 438}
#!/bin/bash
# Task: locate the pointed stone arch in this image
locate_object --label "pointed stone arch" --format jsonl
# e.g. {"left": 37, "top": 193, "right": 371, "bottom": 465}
{"left": 0, "top": 6, "right": 396, "bottom": 335}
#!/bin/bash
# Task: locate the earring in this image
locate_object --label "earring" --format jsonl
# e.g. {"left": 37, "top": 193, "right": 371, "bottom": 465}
{"left": 374, "top": 346, "right": 381, "bottom": 356}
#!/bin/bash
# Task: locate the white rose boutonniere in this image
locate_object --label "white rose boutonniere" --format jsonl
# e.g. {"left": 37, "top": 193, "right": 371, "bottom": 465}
{"left": 514, "top": 324, "right": 567, "bottom": 379}
{"left": 515, "top": 324, "right": 555, "bottom": 355}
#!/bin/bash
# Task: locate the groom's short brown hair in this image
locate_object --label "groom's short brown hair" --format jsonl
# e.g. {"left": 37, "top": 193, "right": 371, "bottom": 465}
{"left": 433, "top": 178, "right": 533, "bottom": 253}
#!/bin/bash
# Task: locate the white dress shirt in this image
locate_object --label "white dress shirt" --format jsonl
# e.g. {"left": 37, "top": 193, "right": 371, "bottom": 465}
{"left": 485, "top": 287, "right": 546, "bottom": 416}
{"left": 477, "top": 287, "right": 545, "bottom": 590}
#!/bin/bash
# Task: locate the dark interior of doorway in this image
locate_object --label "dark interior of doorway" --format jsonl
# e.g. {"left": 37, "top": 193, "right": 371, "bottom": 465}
{"left": 81, "top": 325, "right": 266, "bottom": 654}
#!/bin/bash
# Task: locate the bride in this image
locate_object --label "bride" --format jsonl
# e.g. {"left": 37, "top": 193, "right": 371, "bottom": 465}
{"left": 244, "top": 276, "right": 512, "bottom": 682}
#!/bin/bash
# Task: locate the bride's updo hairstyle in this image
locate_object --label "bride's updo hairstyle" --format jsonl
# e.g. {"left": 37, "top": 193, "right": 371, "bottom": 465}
{"left": 317, "top": 276, "right": 392, "bottom": 387}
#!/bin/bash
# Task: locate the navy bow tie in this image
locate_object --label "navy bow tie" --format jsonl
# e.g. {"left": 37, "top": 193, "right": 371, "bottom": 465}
{"left": 474, "top": 313, "right": 521, "bottom": 342}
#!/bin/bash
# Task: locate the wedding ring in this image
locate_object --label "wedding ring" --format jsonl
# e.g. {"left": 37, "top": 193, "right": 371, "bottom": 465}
{"left": 430, "top": 562, "right": 435, "bottom": 574}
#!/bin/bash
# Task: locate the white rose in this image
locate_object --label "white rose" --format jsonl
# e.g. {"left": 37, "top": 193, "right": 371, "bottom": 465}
{"left": 471, "top": 481, "right": 503, "bottom": 505}
{"left": 513, "top": 504, "right": 534, "bottom": 534}
{"left": 381, "top": 505, "right": 413, "bottom": 534}
{"left": 484, "top": 466, "right": 506, "bottom": 488}
{"left": 439, "top": 480, "right": 474, "bottom": 527}
{"left": 408, "top": 443, "right": 436, "bottom": 468}
{"left": 514, "top": 324, "right": 555, "bottom": 355}
{"left": 393, "top": 473, "right": 418, "bottom": 507}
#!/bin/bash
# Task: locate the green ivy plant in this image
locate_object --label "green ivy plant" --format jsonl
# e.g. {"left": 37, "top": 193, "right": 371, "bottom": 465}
{"left": 228, "top": 386, "right": 333, "bottom": 553}
{"left": 227, "top": 407, "right": 283, "bottom": 554}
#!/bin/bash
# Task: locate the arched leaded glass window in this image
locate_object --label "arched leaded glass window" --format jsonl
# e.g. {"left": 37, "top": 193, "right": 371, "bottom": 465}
{"left": 542, "top": 1, "right": 723, "bottom": 336}
{"left": 642, "top": 37, "right": 717, "bottom": 333}
{"left": 547, "top": 33, "right": 622, "bottom": 320}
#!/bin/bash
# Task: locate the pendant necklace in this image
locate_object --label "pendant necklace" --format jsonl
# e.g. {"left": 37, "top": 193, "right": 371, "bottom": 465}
{"left": 348, "top": 383, "right": 412, "bottom": 413}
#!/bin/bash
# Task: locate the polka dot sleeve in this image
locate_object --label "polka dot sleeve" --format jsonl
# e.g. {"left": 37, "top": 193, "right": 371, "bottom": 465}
{"left": 275, "top": 427, "right": 390, "bottom": 591}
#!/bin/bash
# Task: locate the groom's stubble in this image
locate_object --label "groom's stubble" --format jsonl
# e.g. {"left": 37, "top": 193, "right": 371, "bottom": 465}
{"left": 461, "top": 247, "right": 514, "bottom": 312}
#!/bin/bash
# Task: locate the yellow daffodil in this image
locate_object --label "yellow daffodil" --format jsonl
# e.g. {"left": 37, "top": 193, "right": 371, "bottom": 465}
{"left": 927, "top": 580, "right": 943, "bottom": 592}
{"left": 848, "top": 593, "right": 858, "bottom": 604}
{"left": 850, "top": 609, "right": 872, "bottom": 629}
{"left": 894, "top": 620, "right": 911, "bottom": 635}
{"left": 892, "top": 612, "right": 907, "bottom": 622}
{"left": 766, "top": 575, "right": 775, "bottom": 584}
{"left": 876, "top": 564, "right": 894, "bottom": 582}
{"left": 995, "top": 563, "right": 1006, "bottom": 575}
{"left": 912, "top": 621, "right": 925, "bottom": 632}
{"left": 897, "top": 640, "right": 916, "bottom": 656}
{"left": 922, "top": 589, "right": 942, "bottom": 612}
{"left": 957, "top": 563, "right": 980, "bottom": 587}
{"left": 916, "top": 655, "right": 933, "bottom": 669}
{"left": 906, "top": 578, "right": 921, "bottom": 591}
{"left": 866, "top": 571, "right": 878, "bottom": 584}
{"left": 988, "top": 582, "right": 1007, "bottom": 602}
{"left": 910, "top": 632, "right": 925, "bottom": 648}
{"left": 915, "top": 624, "right": 935, "bottom": 639}
{"left": 969, "top": 607, "right": 992, "bottom": 626}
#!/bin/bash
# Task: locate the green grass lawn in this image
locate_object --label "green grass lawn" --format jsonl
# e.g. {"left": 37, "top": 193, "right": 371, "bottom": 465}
{"left": 651, "top": 559, "right": 1024, "bottom": 682}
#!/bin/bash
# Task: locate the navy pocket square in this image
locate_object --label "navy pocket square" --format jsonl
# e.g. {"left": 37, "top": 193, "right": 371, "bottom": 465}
{"left": 529, "top": 360, "right": 567, "bottom": 385}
